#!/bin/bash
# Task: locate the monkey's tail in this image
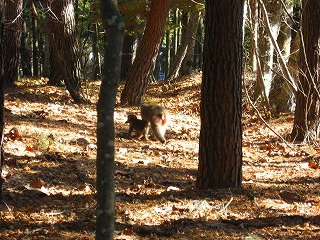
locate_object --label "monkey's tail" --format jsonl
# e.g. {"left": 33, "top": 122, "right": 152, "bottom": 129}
{"left": 150, "top": 121, "right": 166, "bottom": 143}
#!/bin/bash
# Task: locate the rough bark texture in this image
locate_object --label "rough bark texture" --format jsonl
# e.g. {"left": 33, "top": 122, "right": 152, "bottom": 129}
{"left": 30, "top": 0, "right": 83, "bottom": 103}
{"left": 120, "top": 0, "right": 171, "bottom": 106}
{"left": 3, "top": 0, "right": 22, "bottom": 86}
{"left": 47, "top": 0, "right": 81, "bottom": 92}
{"left": 196, "top": 0, "right": 243, "bottom": 189}
{"left": 0, "top": 0, "right": 4, "bottom": 199}
{"left": 96, "top": 1, "right": 124, "bottom": 239}
{"left": 291, "top": 0, "right": 320, "bottom": 143}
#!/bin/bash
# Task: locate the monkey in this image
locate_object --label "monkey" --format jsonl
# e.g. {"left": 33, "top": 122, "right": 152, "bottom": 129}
{"left": 140, "top": 99, "right": 169, "bottom": 143}
{"left": 125, "top": 114, "right": 148, "bottom": 139}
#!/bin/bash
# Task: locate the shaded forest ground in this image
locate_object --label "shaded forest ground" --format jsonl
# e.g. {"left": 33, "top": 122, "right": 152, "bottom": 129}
{"left": 0, "top": 73, "right": 320, "bottom": 239}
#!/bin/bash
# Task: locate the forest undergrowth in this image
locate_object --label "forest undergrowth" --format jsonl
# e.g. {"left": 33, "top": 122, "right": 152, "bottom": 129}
{"left": 0, "top": 73, "right": 320, "bottom": 239}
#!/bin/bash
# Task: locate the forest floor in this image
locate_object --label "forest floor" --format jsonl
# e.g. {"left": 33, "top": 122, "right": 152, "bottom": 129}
{"left": 0, "top": 73, "right": 320, "bottom": 240}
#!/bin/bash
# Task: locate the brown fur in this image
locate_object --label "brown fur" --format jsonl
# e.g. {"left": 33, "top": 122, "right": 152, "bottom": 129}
{"left": 140, "top": 99, "right": 169, "bottom": 143}
{"left": 126, "top": 114, "right": 148, "bottom": 139}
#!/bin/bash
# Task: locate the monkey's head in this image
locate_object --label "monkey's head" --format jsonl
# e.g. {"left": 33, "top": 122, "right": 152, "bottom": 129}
{"left": 126, "top": 114, "right": 138, "bottom": 123}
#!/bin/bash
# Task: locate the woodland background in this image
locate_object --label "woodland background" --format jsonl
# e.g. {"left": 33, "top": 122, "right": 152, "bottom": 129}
{"left": 0, "top": 0, "right": 319, "bottom": 239}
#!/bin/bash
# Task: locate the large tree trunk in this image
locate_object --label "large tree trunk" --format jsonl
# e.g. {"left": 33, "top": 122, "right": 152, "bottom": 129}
{"left": 197, "top": 0, "right": 243, "bottom": 189}
{"left": 3, "top": 0, "right": 22, "bottom": 86}
{"left": 96, "top": 1, "right": 124, "bottom": 239}
{"left": 291, "top": 0, "right": 320, "bottom": 143}
{"left": 120, "top": 0, "right": 171, "bottom": 106}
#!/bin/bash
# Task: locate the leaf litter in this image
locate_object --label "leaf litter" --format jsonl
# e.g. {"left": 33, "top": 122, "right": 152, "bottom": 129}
{"left": 0, "top": 75, "right": 320, "bottom": 239}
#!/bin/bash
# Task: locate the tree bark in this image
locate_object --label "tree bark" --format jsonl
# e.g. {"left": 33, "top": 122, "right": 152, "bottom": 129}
{"left": 181, "top": 11, "right": 200, "bottom": 76}
{"left": 167, "top": 10, "right": 200, "bottom": 80}
{"left": 3, "top": 0, "right": 22, "bottom": 86}
{"left": 254, "top": 0, "right": 282, "bottom": 100}
{"left": 31, "top": 14, "right": 39, "bottom": 76}
{"left": 30, "top": 0, "right": 84, "bottom": 103}
{"left": 120, "top": 0, "right": 171, "bottom": 106}
{"left": 96, "top": 1, "right": 124, "bottom": 239}
{"left": 196, "top": 0, "right": 243, "bottom": 189}
{"left": 269, "top": 1, "right": 295, "bottom": 114}
{"left": 291, "top": 0, "right": 320, "bottom": 143}
{"left": 21, "top": 12, "right": 32, "bottom": 77}
{"left": 47, "top": 0, "right": 81, "bottom": 91}
{"left": 0, "top": 0, "right": 4, "bottom": 199}
{"left": 120, "top": 34, "right": 136, "bottom": 80}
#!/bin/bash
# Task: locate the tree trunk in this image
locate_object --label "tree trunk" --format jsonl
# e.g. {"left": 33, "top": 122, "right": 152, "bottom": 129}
{"left": 30, "top": 0, "right": 84, "bottom": 103}
{"left": 167, "top": 10, "right": 200, "bottom": 80}
{"left": 120, "top": 0, "right": 171, "bottom": 106}
{"left": 291, "top": 0, "right": 320, "bottom": 143}
{"left": 249, "top": 0, "right": 258, "bottom": 72}
{"left": 31, "top": 14, "right": 39, "bottom": 76}
{"left": 96, "top": 1, "right": 124, "bottom": 239}
{"left": 197, "top": 0, "right": 243, "bottom": 189}
{"left": 193, "top": 19, "right": 203, "bottom": 71}
{"left": 3, "top": 0, "right": 22, "bottom": 86}
{"left": 120, "top": 34, "right": 136, "bottom": 80}
{"left": 21, "top": 13, "right": 32, "bottom": 77}
{"left": 269, "top": 1, "right": 295, "bottom": 114}
{"left": 47, "top": 0, "right": 81, "bottom": 92}
{"left": 254, "top": 0, "right": 282, "bottom": 99}
{"left": 181, "top": 11, "right": 200, "bottom": 76}
{"left": 0, "top": 0, "right": 4, "bottom": 199}
{"left": 91, "top": 6, "right": 101, "bottom": 80}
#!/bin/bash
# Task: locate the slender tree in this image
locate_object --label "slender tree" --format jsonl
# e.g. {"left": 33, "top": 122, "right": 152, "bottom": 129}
{"left": 21, "top": 8, "right": 32, "bottom": 77}
{"left": 96, "top": 0, "right": 124, "bottom": 239}
{"left": 197, "top": 0, "right": 244, "bottom": 189}
{"left": 291, "top": 0, "right": 320, "bottom": 143}
{"left": 120, "top": 0, "right": 171, "bottom": 106}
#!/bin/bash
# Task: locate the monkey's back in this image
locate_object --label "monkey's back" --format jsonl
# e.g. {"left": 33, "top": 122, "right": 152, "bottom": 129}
{"left": 141, "top": 100, "right": 169, "bottom": 143}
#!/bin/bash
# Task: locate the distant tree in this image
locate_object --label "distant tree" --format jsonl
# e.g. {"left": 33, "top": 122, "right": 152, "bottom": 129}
{"left": 167, "top": 10, "right": 200, "bottom": 80}
{"left": 291, "top": 0, "right": 320, "bottom": 143}
{"left": 197, "top": 0, "right": 244, "bottom": 189}
{"left": 3, "top": 0, "right": 22, "bottom": 86}
{"left": 30, "top": 0, "right": 84, "bottom": 103}
{"left": 47, "top": 0, "right": 81, "bottom": 90}
{"left": 21, "top": 8, "right": 32, "bottom": 77}
{"left": 0, "top": 0, "right": 4, "bottom": 199}
{"left": 120, "top": 0, "right": 171, "bottom": 106}
{"left": 269, "top": 0, "right": 295, "bottom": 114}
{"left": 253, "top": 0, "right": 282, "bottom": 103}
{"left": 96, "top": 0, "right": 124, "bottom": 239}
